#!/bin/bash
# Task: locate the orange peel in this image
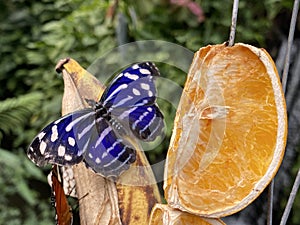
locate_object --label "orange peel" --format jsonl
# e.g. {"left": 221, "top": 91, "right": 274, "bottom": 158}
{"left": 150, "top": 204, "right": 226, "bottom": 225}
{"left": 164, "top": 43, "right": 287, "bottom": 217}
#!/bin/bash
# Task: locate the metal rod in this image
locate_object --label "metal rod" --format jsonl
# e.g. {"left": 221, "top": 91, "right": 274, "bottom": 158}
{"left": 228, "top": 0, "right": 239, "bottom": 47}
{"left": 267, "top": 180, "right": 274, "bottom": 225}
{"left": 268, "top": 1, "right": 299, "bottom": 224}
{"left": 281, "top": 0, "right": 300, "bottom": 93}
{"left": 280, "top": 169, "right": 300, "bottom": 225}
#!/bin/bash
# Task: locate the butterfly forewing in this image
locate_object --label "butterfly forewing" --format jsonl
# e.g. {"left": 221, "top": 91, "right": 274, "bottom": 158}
{"left": 101, "top": 62, "right": 160, "bottom": 109}
{"left": 27, "top": 109, "right": 95, "bottom": 167}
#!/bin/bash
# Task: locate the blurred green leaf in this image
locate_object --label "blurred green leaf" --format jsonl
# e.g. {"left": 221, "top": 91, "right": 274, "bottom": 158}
{"left": 0, "top": 93, "right": 43, "bottom": 141}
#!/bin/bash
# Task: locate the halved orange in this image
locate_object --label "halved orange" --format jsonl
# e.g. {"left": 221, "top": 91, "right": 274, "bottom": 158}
{"left": 150, "top": 204, "right": 226, "bottom": 225}
{"left": 164, "top": 43, "right": 287, "bottom": 217}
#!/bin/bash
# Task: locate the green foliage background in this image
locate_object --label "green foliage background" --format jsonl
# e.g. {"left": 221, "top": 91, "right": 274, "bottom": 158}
{"left": 0, "top": 0, "right": 297, "bottom": 224}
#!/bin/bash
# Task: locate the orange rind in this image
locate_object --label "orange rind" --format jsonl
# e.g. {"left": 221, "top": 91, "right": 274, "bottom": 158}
{"left": 149, "top": 204, "right": 226, "bottom": 225}
{"left": 164, "top": 43, "right": 287, "bottom": 217}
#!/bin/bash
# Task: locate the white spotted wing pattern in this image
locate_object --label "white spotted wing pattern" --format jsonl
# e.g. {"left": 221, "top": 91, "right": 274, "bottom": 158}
{"left": 27, "top": 62, "right": 164, "bottom": 178}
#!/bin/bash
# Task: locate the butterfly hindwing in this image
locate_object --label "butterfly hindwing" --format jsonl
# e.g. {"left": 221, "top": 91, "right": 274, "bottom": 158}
{"left": 27, "top": 109, "right": 95, "bottom": 167}
{"left": 83, "top": 117, "right": 136, "bottom": 178}
{"left": 127, "top": 104, "right": 165, "bottom": 141}
{"left": 48, "top": 166, "right": 77, "bottom": 198}
{"left": 60, "top": 166, "right": 77, "bottom": 198}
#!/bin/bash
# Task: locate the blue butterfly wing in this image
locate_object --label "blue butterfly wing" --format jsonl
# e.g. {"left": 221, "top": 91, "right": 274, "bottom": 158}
{"left": 127, "top": 104, "right": 164, "bottom": 141}
{"left": 28, "top": 61, "right": 163, "bottom": 178}
{"left": 101, "top": 62, "right": 160, "bottom": 109}
{"left": 27, "top": 109, "right": 95, "bottom": 167}
{"left": 83, "top": 117, "right": 136, "bottom": 178}
{"left": 98, "top": 62, "right": 165, "bottom": 142}
{"left": 28, "top": 108, "right": 135, "bottom": 178}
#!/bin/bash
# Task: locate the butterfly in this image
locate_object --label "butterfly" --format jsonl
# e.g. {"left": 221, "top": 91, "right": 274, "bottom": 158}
{"left": 27, "top": 62, "right": 164, "bottom": 178}
{"left": 48, "top": 166, "right": 77, "bottom": 198}
{"left": 50, "top": 165, "right": 73, "bottom": 225}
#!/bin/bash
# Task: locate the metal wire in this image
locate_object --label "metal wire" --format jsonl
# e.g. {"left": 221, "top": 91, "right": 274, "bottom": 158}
{"left": 267, "top": 180, "right": 274, "bottom": 225}
{"left": 281, "top": 0, "right": 299, "bottom": 93}
{"left": 276, "top": 0, "right": 299, "bottom": 224}
{"left": 228, "top": 0, "right": 239, "bottom": 47}
{"left": 280, "top": 169, "right": 300, "bottom": 225}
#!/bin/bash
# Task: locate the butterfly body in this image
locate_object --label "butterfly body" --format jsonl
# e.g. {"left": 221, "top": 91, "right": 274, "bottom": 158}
{"left": 27, "top": 62, "right": 164, "bottom": 178}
